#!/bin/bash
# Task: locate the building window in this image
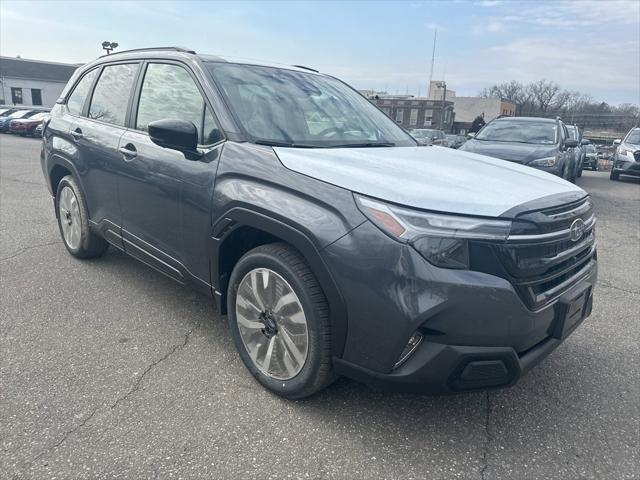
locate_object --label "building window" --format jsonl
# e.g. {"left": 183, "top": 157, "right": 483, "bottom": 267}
{"left": 31, "top": 89, "right": 42, "bottom": 106}
{"left": 445, "top": 109, "right": 451, "bottom": 124}
{"left": 395, "top": 108, "right": 404, "bottom": 123}
{"left": 423, "top": 109, "right": 433, "bottom": 126}
{"left": 409, "top": 108, "right": 418, "bottom": 126}
{"left": 411, "top": 101, "right": 420, "bottom": 106}
{"left": 381, "top": 107, "right": 390, "bottom": 116}
{"left": 11, "top": 87, "right": 23, "bottom": 104}
{"left": 383, "top": 100, "right": 391, "bottom": 105}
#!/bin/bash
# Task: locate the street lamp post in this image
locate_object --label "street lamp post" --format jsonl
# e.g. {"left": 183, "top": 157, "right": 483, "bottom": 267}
{"left": 101, "top": 41, "right": 119, "bottom": 55}
{"left": 435, "top": 81, "right": 447, "bottom": 131}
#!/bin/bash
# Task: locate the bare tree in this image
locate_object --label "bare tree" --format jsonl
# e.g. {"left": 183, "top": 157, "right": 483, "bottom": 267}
{"left": 530, "top": 80, "right": 561, "bottom": 113}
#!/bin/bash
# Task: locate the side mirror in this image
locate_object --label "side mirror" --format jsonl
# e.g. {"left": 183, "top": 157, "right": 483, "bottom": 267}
{"left": 613, "top": 139, "right": 622, "bottom": 145}
{"left": 148, "top": 119, "right": 202, "bottom": 160}
{"left": 565, "top": 139, "right": 579, "bottom": 148}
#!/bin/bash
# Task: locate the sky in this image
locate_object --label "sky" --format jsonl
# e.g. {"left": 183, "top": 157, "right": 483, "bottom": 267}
{"left": 1, "top": 0, "right": 639, "bottom": 105}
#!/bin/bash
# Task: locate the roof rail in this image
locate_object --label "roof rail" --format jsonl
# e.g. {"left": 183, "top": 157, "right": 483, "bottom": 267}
{"left": 100, "top": 46, "right": 196, "bottom": 58}
{"left": 292, "top": 64, "right": 319, "bottom": 73}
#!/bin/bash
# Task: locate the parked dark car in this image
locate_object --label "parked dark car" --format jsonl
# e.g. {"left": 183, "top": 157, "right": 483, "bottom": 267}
{"left": 410, "top": 128, "right": 448, "bottom": 146}
{"left": 610, "top": 128, "right": 640, "bottom": 181}
{"left": 0, "top": 109, "right": 42, "bottom": 132}
{"left": 41, "top": 47, "right": 597, "bottom": 398}
{"left": 582, "top": 144, "right": 598, "bottom": 170}
{"left": 460, "top": 117, "right": 579, "bottom": 182}
{"left": 565, "top": 124, "right": 586, "bottom": 179}
{"left": 9, "top": 111, "right": 50, "bottom": 136}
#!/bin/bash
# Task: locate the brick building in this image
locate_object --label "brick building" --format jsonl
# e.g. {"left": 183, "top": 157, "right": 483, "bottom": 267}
{"left": 371, "top": 96, "right": 455, "bottom": 132}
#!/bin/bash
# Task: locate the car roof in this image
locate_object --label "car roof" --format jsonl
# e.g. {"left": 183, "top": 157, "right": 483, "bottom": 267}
{"left": 494, "top": 116, "right": 557, "bottom": 124}
{"left": 88, "top": 46, "right": 322, "bottom": 75}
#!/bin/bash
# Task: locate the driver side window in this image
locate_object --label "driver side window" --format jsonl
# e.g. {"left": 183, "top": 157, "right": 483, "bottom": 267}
{"left": 136, "top": 63, "right": 223, "bottom": 145}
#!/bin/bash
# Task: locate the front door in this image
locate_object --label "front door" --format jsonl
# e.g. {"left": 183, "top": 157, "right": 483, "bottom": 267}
{"left": 117, "top": 61, "right": 224, "bottom": 284}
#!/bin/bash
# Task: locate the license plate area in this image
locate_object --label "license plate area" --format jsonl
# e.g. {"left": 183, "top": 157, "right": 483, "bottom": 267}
{"left": 549, "top": 286, "right": 592, "bottom": 340}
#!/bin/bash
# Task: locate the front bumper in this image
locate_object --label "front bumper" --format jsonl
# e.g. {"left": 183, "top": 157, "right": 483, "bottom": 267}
{"left": 612, "top": 154, "right": 640, "bottom": 177}
{"left": 583, "top": 156, "right": 597, "bottom": 168}
{"left": 323, "top": 221, "right": 597, "bottom": 394}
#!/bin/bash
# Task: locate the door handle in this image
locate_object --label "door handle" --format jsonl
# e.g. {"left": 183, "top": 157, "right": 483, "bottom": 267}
{"left": 70, "top": 128, "right": 83, "bottom": 140}
{"left": 119, "top": 144, "right": 137, "bottom": 160}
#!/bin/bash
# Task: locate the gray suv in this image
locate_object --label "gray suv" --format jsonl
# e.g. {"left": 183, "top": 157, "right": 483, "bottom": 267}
{"left": 460, "top": 117, "right": 580, "bottom": 181}
{"left": 41, "top": 47, "right": 597, "bottom": 398}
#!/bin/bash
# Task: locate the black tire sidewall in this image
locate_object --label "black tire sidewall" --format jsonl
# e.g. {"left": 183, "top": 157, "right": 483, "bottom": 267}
{"left": 227, "top": 249, "right": 326, "bottom": 398}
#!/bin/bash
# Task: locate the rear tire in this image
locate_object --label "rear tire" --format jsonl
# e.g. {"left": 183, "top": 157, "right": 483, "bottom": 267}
{"left": 610, "top": 169, "right": 619, "bottom": 181}
{"left": 227, "top": 243, "right": 335, "bottom": 399}
{"left": 56, "top": 175, "right": 109, "bottom": 259}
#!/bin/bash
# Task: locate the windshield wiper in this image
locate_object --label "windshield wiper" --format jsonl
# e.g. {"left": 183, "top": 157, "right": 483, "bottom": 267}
{"left": 254, "top": 140, "right": 319, "bottom": 148}
{"left": 328, "top": 142, "right": 396, "bottom": 148}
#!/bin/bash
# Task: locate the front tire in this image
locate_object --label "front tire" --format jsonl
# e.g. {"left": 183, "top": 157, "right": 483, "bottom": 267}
{"left": 56, "top": 175, "right": 109, "bottom": 258}
{"left": 227, "top": 243, "right": 335, "bottom": 399}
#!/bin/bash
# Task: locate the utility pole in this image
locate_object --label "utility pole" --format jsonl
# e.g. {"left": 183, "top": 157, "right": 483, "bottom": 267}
{"left": 428, "top": 29, "right": 437, "bottom": 99}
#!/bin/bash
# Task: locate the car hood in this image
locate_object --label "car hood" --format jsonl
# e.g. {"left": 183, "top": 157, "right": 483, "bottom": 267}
{"left": 273, "top": 146, "right": 585, "bottom": 217}
{"left": 460, "top": 139, "right": 557, "bottom": 164}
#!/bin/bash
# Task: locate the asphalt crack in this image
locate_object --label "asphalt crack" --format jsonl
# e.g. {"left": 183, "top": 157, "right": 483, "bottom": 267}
{"left": 109, "top": 321, "right": 201, "bottom": 410}
{"left": 598, "top": 280, "right": 640, "bottom": 296}
{"left": 480, "top": 391, "right": 492, "bottom": 480}
{"left": 29, "top": 407, "right": 99, "bottom": 465}
{"left": 0, "top": 241, "right": 62, "bottom": 263}
{"left": 24, "top": 322, "right": 201, "bottom": 468}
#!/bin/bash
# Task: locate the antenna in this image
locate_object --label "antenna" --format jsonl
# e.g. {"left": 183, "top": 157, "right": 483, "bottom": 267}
{"left": 428, "top": 29, "right": 437, "bottom": 98}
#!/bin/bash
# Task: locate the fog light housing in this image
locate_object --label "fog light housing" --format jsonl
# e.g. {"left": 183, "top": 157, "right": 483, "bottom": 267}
{"left": 393, "top": 332, "right": 423, "bottom": 369}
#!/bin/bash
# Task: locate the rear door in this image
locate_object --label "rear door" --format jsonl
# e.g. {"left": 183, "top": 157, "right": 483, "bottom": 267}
{"left": 67, "top": 62, "right": 140, "bottom": 245}
{"left": 117, "top": 61, "right": 224, "bottom": 284}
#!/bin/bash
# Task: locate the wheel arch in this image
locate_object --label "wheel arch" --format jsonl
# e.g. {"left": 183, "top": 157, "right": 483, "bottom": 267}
{"left": 211, "top": 207, "right": 348, "bottom": 357}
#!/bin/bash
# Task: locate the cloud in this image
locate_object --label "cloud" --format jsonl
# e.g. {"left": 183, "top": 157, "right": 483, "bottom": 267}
{"left": 472, "top": 21, "right": 506, "bottom": 34}
{"left": 487, "top": 0, "right": 639, "bottom": 28}
{"left": 475, "top": 0, "right": 503, "bottom": 6}
{"left": 489, "top": 37, "right": 639, "bottom": 90}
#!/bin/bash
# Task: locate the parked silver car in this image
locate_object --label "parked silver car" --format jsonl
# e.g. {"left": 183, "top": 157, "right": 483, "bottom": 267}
{"left": 410, "top": 128, "right": 448, "bottom": 147}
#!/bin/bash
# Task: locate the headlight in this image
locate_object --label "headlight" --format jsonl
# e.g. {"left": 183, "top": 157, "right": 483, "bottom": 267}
{"left": 529, "top": 157, "right": 557, "bottom": 167}
{"left": 618, "top": 147, "right": 635, "bottom": 159}
{"left": 355, "top": 195, "right": 511, "bottom": 269}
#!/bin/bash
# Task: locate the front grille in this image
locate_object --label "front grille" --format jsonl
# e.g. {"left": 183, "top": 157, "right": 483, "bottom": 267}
{"left": 475, "top": 197, "right": 597, "bottom": 310}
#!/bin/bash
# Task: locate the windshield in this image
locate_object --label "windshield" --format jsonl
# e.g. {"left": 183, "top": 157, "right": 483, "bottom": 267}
{"left": 207, "top": 63, "right": 415, "bottom": 148}
{"left": 8, "top": 110, "right": 31, "bottom": 119}
{"left": 412, "top": 129, "right": 438, "bottom": 139}
{"left": 476, "top": 120, "right": 557, "bottom": 145}
{"left": 624, "top": 130, "right": 640, "bottom": 145}
{"left": 29, "top": 112, "right": 49, "bottom": 120}
{"left": 566, "top": 126, "right": 579, "bottom": 140}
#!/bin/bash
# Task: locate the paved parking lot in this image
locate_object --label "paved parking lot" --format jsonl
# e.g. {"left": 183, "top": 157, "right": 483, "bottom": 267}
{"left": 1, "top": 134, "right": 639, "bottom": 479}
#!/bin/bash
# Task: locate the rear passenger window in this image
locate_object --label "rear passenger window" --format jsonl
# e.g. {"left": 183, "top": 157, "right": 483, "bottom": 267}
{"left": 67, "top": 69, "right": 99, "bottom": 116}
{"left": 88, "top": 63, "right": 138, "bottom": 126}
{"left": 136, "top": 63, "right": 223, "bottom": 145}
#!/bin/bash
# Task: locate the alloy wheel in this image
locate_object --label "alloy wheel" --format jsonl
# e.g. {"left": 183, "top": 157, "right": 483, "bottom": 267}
{"left": 58, "top": 186, "right": 82, "bottom": 250}
{"left": 235, "top": 268, "right": 309, "bottom": 380}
